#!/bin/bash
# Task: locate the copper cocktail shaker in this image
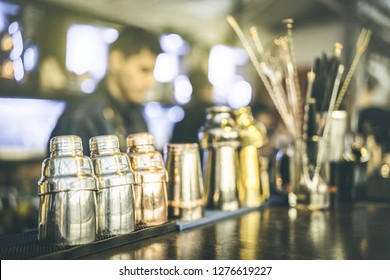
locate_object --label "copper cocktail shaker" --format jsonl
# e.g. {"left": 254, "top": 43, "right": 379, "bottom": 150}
{"left": 126, "top": 132, "right": 168, "bottom": 226}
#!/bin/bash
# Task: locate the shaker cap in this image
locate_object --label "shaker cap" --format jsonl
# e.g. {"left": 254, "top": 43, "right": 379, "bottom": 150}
{"left": 50, "top": 135, "right": 83, "bottom": 155}
{"left": 206, "top": 105, "right": 232, "bottom": 115}
{"left": 126, "top": 132, "right": 154, "bottom": 148}
{"left": 90, "top": 134, "right": 120, "bottom": 155}
{"left": 234, "top": 106, "right": 252, "bottom": 117}
{"left": 234, "top": 106, "right": 268, "bottom": 148}
{"left": 199, "top": 105, "right": 240, "bottom": 148}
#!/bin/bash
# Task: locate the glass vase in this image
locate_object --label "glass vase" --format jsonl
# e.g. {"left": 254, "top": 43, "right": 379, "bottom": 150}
{"left": 288, "top": 137, "right": 330, "bottom": 210}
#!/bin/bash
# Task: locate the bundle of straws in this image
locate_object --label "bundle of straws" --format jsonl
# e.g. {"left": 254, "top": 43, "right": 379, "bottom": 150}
{"left": 227, "top": 15, "right": 372, "bottom": 185}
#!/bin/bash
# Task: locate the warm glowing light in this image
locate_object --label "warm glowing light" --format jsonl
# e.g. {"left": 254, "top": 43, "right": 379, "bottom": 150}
{"left": 1, "top": 34, "right": 13, "bottom": 51}
{"left": 381, "top": 164, "right": 390, "bottom": 178}
{"left": 288, "top": 208, "right": 297, "bottom": 220}
{"left": 243, "top": 119, "right": 251, "bottom": 126}
{"left": 2, "top": 60, "right": 13, "bottom": 78}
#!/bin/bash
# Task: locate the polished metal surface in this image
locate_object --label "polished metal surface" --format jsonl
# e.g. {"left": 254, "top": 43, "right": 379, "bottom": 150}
{"left": 126, "top": 132, "right": 168, "bottom": 226}
{"left": 198, "top": 106, "right": 240, "bottom": 211}
{"left": 78, "top": 201, "right": 390, "bottom": 260}
{"left": 38, "top": 135, "right": 98, "bottom": 245}
{"left": 90, "top": 134, "right": 136, "bottom": 235}
{"left": 234, "top": 106, "right": 269, "bottom": 207}
{"left": 164, "top": 143, "right": 204, "bottom": 221}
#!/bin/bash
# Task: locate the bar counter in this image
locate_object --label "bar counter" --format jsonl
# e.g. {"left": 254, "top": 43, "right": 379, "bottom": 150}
{"left": 73, "top": 201, "right": 390, "bottom": 260}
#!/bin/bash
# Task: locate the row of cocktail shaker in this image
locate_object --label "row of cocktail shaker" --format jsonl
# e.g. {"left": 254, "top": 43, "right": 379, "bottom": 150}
{"left": 38, "top": 133, "right": 168, "bottom": 245}
{"left": 37, "top": 105, "right": 270, "bottom": 245}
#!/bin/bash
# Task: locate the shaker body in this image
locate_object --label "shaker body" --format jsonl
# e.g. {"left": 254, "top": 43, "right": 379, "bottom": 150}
{"left": 90, "top": 135, "right": 136, "bottom": 235}
{"left": 38, "top": 135, "right": 98, "bottom": 245}
{"left": 234, "top": 106, "right": 268, "bottom": 207}
{"left": 198, "top": 106, "right": 241, "bottom": 211}
{"left": 127, "top": 133, "right": 168, "bottom": 226}
{"left": 165, "top": 143, "right": 204, "bottom": 221}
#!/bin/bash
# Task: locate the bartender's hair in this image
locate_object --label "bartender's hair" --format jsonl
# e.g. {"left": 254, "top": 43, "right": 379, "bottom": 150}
{"left": 109, "top": 25, "right": 162, "bottom": 57}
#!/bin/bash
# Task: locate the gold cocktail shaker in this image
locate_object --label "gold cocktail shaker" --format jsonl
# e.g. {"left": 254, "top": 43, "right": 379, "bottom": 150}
{"left": 234, "top": 106, "right": 269, "bottom": 207}
{"left": 126, "top": 132, "right": 168, "bottom": 226}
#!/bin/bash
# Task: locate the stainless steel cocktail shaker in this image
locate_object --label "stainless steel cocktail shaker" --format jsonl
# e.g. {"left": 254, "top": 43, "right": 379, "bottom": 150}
{"left": 38, "top": 135, "right": 98, "bottom": 245}
{"left": 126, "top": 132, "right": 168, "bottom": 226}
{"left": 198, "top": 106, "right": 241, "bottom": 211}
{"left": 90, "top": 134, "right": 136, "bottom": 235}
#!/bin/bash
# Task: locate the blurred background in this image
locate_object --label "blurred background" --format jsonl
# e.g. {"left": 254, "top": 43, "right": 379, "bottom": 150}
{"left": 0, "top": 0, "right": 389, "bottom": 236}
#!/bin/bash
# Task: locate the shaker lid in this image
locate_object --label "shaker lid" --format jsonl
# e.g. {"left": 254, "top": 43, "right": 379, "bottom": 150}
{"left": 233, "top": 106, "right": 252, "bottom": 116}
{"left": 126, "top": 132, "right": 154, "bottom": 147}
{"left": 199, "top": 106, "right": 240, "bottom": 148}
{"left": 90, "top": 134, "right": 120, "bottom": 155}
{"left": 50, "top": 135, "right": 83, "bottom": 155}
{"left": 206, "top": 105, "right": 232, "bottom": 115}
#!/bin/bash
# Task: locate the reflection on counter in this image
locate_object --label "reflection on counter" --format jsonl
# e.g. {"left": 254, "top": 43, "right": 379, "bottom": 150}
{"left": 74, "top": 202, "right": 390, "bottom": 260}
{"left": 239, "top": 211, "right": 263, "bottom": 260}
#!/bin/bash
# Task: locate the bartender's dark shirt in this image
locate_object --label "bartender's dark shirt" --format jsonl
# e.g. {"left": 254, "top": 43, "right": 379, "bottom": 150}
{"left": 49, "top": 82, "right": 148, "bottom": 155}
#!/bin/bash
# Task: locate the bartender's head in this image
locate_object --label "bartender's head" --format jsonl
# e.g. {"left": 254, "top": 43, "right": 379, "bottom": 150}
{"left": 106, "top": 25, "right": 161, "bottom": 104}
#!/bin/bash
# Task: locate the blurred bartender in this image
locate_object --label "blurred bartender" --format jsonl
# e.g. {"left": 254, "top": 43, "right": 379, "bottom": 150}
{"left": 49, "top": 25, "right": 162, "bottom": 155}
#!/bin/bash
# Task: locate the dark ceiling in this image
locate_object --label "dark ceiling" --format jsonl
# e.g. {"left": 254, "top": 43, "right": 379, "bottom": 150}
{"left": 231, "top": 0, "right": 343, "bottom": 29}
